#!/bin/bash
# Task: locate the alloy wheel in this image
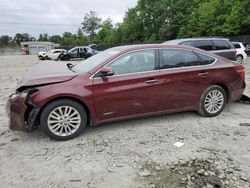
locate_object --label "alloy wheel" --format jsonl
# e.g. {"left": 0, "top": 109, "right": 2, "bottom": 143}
{"left": 237, "top": 56, "right": 243, "bottom": 64}
{"left": 204, "top": 90, "right": 224, "bottom": 114}
{"left": 47, "top": 106, "right": 81, "bottom": 137}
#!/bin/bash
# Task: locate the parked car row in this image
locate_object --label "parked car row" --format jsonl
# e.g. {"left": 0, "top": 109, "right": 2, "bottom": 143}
{"left": 38, "top": 44, "right": 99, "bottom": 61}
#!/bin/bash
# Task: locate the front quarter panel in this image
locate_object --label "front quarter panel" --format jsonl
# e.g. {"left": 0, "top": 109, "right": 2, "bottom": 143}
{"left": 29, "top": 74, "right": 95, "bottom": 122}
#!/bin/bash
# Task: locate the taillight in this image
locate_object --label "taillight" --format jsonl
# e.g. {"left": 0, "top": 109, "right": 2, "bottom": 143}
{"left": 234, "top": 66, "right": 245, "bottom": 78}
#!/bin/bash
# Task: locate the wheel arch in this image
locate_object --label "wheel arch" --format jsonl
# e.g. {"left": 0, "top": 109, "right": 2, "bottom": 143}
{"left": 211, "top": 83, "right": 230, "bottom": 103}
{"left": 236, "top": 54, "right": 243, "bottom": 63}
{"left": 37, "top": 96, "right": 91, "bottom": 127}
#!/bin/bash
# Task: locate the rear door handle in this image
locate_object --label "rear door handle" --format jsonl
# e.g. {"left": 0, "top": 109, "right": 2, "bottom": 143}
{"left": 198, "top": 72, "right": 209, "bottom": 77}
{"left": 145, "top": 79, "right": 159, "bottom": 84}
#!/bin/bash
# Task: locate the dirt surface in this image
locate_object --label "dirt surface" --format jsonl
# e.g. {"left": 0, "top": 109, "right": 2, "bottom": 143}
{"left": 0, "top": 55, "right": 250, "bottom": 188}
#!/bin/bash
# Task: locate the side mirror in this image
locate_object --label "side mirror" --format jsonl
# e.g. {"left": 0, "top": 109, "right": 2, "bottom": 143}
{"left": 100, "top": 67, "right": 114, "bottom": 77}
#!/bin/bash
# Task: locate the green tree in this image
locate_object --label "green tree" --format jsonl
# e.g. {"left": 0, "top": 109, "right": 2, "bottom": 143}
{"left": 118, "top": 0, "right": 249, "bottom": 41}
{"left": 120, "top": 6, "right": 144, "bottom": 43}
{"left": 94, "top": 18, "right": 116, "bottom": 44}
{"left": 77, "top": 28, "right": 84, "bottom": 39}
{"left": 61, "top": 32, "right": 75, "bottom": 46}
{"left": 14, "top": 33, "right": 31, "bottom": 45}
{"left": 82, "top": 11, "right": 102, "bottom": 39}
{"left": 0, "top": 35, "right": 12, "bottom": 46}
{"left": 178, "top": 0, "right": 244, "bottom": 37}
{"left": 0, "top": 35, "right": 17, "bottom": 47}
{"left": 235, "top": 0, "right": 250, "bottom": 35}
{"left": 49, "top": 35, "right": 61, "bottom": 44}
{"left": 38, "top": 33, "right": 49, "bottom": 41}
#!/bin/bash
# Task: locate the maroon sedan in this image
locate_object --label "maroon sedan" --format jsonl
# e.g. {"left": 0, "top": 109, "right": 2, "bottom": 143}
{"left": 6, "top": 44, "right": 246, "bottom": 140}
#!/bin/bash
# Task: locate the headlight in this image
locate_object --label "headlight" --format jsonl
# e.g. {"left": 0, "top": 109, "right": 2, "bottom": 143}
{"left": 17, "top": 88, "right": 39, "bottom": 104}
{"left": 19, "top": 91, "right": 28, "bottom": 103}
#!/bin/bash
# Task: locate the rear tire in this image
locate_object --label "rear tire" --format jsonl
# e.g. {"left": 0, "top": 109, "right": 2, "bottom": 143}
{"left": 199, "top": 85, "right": 226, "bottom": 117}
{"left": 236, "top": 55, "right": 243, "bottom": 64}
{"left": 40, "top": 99, "right": 87, "bottom": 140}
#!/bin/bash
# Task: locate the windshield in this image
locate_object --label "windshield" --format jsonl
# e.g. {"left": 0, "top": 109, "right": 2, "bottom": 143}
{"left": 68, "top": 47, "right": 78, "bottom": 53}
{"left": 72, "top": 48, "right": 121, "bottom": 73}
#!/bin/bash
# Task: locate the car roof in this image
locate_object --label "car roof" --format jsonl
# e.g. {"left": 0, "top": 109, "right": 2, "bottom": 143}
{"left": 52, "top": 49, "right": 65, "bottom": 51}
{"left": 108, "top": 43, "right": 217, "bottom": 57}
{"left": 231, "top": 42, "right": 242, "bottom": 44}
{"left": 163, "top": 37, "right": 230, "bottom": 44}
{"left": 70, "top": 46, "right": 86, "bottom": 49}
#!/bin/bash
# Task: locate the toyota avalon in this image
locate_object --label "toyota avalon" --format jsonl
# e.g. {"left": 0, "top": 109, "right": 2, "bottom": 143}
{"left": 6, "top": 44, "right": 246, "bottom": 140}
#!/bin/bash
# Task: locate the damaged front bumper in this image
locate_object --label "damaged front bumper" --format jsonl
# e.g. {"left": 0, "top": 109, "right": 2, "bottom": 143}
{"left": 6, "top": 93, "right": 40, "bottom": 131}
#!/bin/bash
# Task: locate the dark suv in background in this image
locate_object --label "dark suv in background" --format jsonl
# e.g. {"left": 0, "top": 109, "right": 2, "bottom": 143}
{"left": 163, "top": 38, "right": 237, "bottom": 61}
{"left": 59, "top": 45, "right": 99, "bottom": 61}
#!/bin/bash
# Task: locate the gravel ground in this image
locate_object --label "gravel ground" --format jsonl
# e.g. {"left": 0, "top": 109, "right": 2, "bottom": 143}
{"left": 0, "top": 55, "right": 250, "bottom": 188}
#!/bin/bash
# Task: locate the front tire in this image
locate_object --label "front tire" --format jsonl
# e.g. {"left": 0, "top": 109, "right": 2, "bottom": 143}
{"left": 63, "top": 55, "right": 71, "bottom": 61}
{"left": 199, "top": 85, "right": 226, "bottom": 117}
{"left": 40, "top": 99, "right": 87, "bottom": 140}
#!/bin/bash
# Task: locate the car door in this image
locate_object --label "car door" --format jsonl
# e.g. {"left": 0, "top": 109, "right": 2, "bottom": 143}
{"left": 211, "top": 40, "right": 236, "bottom": 61}
{"left": 92, "top": 49, "right": 162, "bottom": 121}
{"left": 157, "top": 48, "right": 215, "bottom": 110}
{"left": 70, "top": 48, "right": 79, "bottom": 58}
{"left": 79, "top": 47, "right": 85, "bottom": 58}
{"left": 51, "top": 50, "right": 60, "bottom": 59}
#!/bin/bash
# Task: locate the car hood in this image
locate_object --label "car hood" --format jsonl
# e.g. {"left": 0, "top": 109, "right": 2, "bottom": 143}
{"left": 18, "top": 61, "right": 78, "bottom": 87}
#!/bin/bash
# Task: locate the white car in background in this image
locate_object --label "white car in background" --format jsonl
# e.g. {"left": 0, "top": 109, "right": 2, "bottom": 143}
{"left": 47, "top": 49, "right": 66, "bottom": 60}
{"left": 38, "top": 51, "right": 48, "bottom": 60}
{"left": 232, "top": 42, "right": 247, "bottom": 64}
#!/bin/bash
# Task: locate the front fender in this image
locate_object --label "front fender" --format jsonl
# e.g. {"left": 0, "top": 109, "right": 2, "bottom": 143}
{"left": 31, "top": 83, "right": 92, "bottom": 108}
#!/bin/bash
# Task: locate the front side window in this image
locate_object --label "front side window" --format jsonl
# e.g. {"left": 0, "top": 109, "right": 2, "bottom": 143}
{"left": 108, "top": 49, "right": 156, "bottom": 75}
{"left": 213, "top": 40, "right": 232, "bottom": 50}
{"left": 161, "top": 49, "right": 200, "bottom": 69}
{"left": 69, "top": 47, "right": 78, "bottom": 53}
{"left": 79, "top": 48, "right": 84, "bottom": 53}
{"left": 73, "top": 48, "right": 121, "bottom": 73}
{"left": 193, "top": 40, "right": 214, "bottom": 51}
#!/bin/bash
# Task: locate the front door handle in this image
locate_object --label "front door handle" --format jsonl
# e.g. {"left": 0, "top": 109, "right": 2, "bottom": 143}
{"left": 198, "top": 72, "right": 209, "bottom": 77}
{"left": 145, "top": 79, "right": 159, "bottom": 84}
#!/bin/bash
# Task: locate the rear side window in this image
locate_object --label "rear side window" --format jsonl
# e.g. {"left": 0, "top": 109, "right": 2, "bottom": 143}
{"left": 233, "top": 44, "right": 241, "bottom": 49}
{"left": 192, "top": 40, "right": 214, "bottom": 51}
{"left": 161, "top": 49, "right": 200, "bottom": 69}
{"left": 213, "top": 40, "right": 232, "bottom": 50}
{"left": 196, "top": 53, "right": 216, "bottom": 65}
